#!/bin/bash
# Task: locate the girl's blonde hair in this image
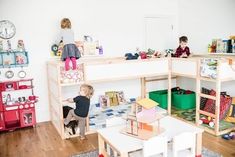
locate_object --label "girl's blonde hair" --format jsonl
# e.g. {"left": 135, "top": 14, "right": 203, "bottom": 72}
{"left": 80, "top": 84, "right": 94, "bottom": 99}
{"left": 61, "top": 18, "right": 71, "bottom": 29}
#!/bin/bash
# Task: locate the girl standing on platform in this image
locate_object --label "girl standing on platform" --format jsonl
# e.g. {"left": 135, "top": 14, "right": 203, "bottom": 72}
{"left": 58, "top": 18, "right": 81, "bottom": 71}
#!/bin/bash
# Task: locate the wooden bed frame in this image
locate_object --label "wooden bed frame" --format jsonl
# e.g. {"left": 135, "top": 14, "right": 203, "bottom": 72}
{"left": 47, "top": 56, "right": 235, "bottom": 139}
{"left": 47, "top": 57, "right": 171, "bottom": 139}
{"left": 170, "top": 57, "right": 235, "bottom": 136}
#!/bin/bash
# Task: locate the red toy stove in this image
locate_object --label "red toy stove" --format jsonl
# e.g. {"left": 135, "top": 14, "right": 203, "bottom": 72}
{"left": 0, "top": 79, "right": 38, "bottom": 131}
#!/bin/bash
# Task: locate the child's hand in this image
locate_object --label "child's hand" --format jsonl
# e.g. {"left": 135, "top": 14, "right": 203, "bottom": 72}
{"left": 66, "top": 98, "right": 74, "bottom": 103}
{"left": 181, "top": 52, "right": 188, "bottom": 58}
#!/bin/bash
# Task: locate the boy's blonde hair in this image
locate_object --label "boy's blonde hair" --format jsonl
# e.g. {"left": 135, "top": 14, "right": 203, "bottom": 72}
{"left": 80, "top": 84, "right": 94, "bottom": 99}
{"left": 61, "top": 18, "right": 71, "bottom": 29}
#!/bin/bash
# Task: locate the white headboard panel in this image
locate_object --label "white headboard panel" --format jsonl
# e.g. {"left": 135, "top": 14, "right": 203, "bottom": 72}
{"left": 84, "top": 59, "right": 169, "bottom": 82}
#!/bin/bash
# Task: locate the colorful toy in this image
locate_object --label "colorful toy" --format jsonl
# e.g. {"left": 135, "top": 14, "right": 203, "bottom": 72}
{"left": 222, "top": 131, "right": 235, "bottom": 140}
{"left": 125, "top": 53, "right": 139, "bottom": 60}
{"left": 139, "top": 51, "right": 147, "bottom": 59}
{"left": 17, "top": 40, "right": 25, "bottom": 51}
{"left": 121, "top": 98, "right": 165, "bottom": 140}
{"left": 199, "top": 117, "right": 215, "bottom": 127}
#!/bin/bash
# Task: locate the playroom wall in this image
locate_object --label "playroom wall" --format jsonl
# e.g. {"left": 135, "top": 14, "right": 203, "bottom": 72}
{"left": 177, "top": 0, "right": 235, "bottom": 96}
{"left": 178, "top": 0, "right": 235, "bottom": 53}
{"left": 0, "top": 0, "right": 179, "bottom": 122}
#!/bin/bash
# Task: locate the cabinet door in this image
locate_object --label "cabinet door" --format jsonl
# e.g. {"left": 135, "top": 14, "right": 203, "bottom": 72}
{"left": 4, "top": 110, "right": 19, "bottom": 122}
{"left": 20, "top": 108, "right": 36, "bottom": 127}
{"left": 0, "top": 112, "right": 5, "bottom": 130}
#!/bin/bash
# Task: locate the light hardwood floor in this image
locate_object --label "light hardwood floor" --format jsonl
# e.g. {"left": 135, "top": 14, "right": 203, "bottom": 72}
{"left": 0, "top": 122, "right": 234, "bottom": 157}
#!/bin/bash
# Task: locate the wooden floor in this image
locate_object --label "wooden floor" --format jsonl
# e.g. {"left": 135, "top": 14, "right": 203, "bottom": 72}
{"left": 0, "top": 122, "right": 235, "bottom": 157}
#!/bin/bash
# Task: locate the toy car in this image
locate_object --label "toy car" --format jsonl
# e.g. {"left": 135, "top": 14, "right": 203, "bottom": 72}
{"left": 199, "top": 117, "right": 215, "bottom": 127}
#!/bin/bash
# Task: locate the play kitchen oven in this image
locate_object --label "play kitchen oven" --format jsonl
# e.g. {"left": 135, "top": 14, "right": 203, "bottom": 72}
{"left": 0, "top": 79, "right": 38, "bottom": 131}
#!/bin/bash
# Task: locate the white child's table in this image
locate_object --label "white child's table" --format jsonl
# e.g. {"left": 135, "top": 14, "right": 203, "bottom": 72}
{"left": 97, "top": 116, "right": 204, "bottom": 157}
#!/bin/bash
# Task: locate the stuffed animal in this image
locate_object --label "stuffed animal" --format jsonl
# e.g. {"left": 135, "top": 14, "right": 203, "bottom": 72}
{"left": 125, "top": 53, "right": 139, "bottom": 60}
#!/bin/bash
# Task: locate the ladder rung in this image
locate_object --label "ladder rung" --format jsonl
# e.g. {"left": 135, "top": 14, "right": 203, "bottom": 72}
{"left": 199, "top": 77, "right": 216, "bottom": 82}
{"left": 145, "top": 76, "right": 177, "bottom": 82}
{"left": 198, "top": 110, "right": 216, "bottom": 118}
{"left": 199, "top": 93, "right": 217, "bottom": 100}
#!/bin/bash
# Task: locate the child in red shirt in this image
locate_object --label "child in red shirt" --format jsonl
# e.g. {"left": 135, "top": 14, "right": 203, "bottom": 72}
{"left": 175, "top": 36, "right": 190, "bottom": 58}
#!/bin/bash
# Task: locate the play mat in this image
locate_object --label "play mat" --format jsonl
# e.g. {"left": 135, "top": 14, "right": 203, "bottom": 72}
{"left": 171, "top": 107, "right": 235, "bottom": 131}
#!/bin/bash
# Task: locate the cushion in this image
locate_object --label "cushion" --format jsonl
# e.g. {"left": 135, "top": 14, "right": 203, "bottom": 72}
{"left": 203, "top": 90, "right": 232, "bottom": 120}
{"left": 224, "top": 98, "right": 235, "bottom": 123}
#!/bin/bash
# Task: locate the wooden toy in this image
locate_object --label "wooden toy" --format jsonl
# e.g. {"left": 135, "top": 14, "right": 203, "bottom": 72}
{"left": 121, "top": 98, "right": 165, "bottom": 140}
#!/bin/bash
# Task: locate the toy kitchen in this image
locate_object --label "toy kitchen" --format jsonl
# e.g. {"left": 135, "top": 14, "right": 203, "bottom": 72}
{"left": 0, "top": 79, "right": 38, "bottom": 131}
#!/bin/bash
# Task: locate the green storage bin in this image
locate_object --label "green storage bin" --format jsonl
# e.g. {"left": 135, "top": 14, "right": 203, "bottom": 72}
{"left": 149, "top": 90, "right": 168, "bottom": 109}
{"left": 172, "top": 90, "right": 196, "bottom": 110}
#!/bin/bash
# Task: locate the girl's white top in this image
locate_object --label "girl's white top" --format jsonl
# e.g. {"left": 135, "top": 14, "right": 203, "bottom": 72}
{"left": 57, "top": 28, "right": 75, "bottom": 45}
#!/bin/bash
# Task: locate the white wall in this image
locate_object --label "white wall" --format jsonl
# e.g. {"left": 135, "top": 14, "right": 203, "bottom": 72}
{"left": 177, "top": 0, "right": 235, "bottom": 96}
{"left": 178, "top": 0, "right": 235, "bottom": 53}
{"left": 0, "top": 0, "right": 179, "bottom": 122}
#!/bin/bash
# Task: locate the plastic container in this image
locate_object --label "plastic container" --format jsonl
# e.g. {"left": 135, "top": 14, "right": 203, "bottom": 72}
{"left": 149, "top": 90, "right": 169, "bottom": 109}
{"left": 172, "top": 90, "right": 196, "bottom": 110}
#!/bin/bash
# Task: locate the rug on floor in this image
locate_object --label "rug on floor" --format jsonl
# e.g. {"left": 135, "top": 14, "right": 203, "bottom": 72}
{"left": 71, "top": 147, "right": 222, "bottom": 157}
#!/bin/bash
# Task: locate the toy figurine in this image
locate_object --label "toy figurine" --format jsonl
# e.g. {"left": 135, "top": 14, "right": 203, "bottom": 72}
{"left": 7, "top": 40, "right": 12, "bottom": 52}
{"left": 17, "top": 40, "right": 25, "bottom": 51}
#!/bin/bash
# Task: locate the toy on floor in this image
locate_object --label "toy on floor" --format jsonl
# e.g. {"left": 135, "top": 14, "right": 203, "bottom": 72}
{"left": 199, "top": 116, "right": 215, "bottom": 127}
{"left": 222, "top": 131, "right": 235, "bottom": 140}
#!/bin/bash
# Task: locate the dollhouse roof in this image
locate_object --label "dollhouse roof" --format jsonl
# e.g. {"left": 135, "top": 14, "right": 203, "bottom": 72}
{"left": 136, "top": 98, "right": 159, "bottom": 109}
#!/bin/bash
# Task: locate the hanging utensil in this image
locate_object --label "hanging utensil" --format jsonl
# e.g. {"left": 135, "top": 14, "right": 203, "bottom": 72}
{"left": 5, "top": 67, "right": 14, "bottom": 79}
{"left": 18, "top": 66, "right": 26, "bottom": 78}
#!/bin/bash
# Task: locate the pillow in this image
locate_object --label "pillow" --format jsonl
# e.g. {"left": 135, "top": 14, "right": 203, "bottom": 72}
{"left": 224, "top": 98, "right": 235, "bottom": 123}
{"left": 203, "top": 90, "right": 232, "bottom": 120}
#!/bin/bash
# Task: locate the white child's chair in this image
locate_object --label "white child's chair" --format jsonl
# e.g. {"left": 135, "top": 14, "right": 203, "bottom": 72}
{"left": 171, "top": 132, "right": 196, "bottom": 157}
{"left": 143, "top": 136, "right": 168, "bottom": 157}
{"left": 105, "top": 117, "right": 125, "bottom": 127}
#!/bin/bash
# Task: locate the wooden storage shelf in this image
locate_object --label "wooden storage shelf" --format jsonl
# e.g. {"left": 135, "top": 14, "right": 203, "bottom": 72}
{"left": 199, "top": 93, "right": 216, "bottom": 100}
{"left": 198, "top": 110, "right": 216, "bottom": 118}
{"left": 171, "top": 57, "right": 235, "bottom": 136}
{"left": 208, "top": 53, "right": 235, "bottom": 56}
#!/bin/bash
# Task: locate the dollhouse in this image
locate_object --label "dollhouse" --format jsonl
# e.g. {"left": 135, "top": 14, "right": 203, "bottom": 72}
{"left": 122, "top": 98, "right": 165, "bottom": 140}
